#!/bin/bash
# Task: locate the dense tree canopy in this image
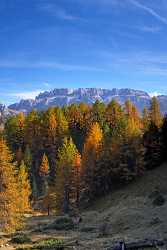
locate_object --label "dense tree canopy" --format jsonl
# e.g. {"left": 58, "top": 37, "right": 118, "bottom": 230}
{"left": 2, "top": 97, "right": 166, "bottom": 221}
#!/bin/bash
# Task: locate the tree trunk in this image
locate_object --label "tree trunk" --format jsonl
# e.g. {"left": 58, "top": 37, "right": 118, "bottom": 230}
{"left": 63, "top": 185, "right": 69, "bottom": 214}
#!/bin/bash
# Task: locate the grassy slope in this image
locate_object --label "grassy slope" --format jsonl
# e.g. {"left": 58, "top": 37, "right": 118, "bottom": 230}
{"left": 83, "top": 162, "right": 167, "bottom": 242}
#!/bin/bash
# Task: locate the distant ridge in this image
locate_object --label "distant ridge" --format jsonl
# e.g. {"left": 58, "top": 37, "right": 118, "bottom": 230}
{"left": 7, "top": 88, "right": 167, "bottom": 114}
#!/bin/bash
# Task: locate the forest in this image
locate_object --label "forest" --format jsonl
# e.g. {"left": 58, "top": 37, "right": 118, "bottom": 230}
{"left": 1, "top": 96, "right": 167, "bottom": 232}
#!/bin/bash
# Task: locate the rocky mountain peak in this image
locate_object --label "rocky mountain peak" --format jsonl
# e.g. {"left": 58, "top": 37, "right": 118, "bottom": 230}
{"left": 6, "top": 88, "right": 167, "bottom": 114}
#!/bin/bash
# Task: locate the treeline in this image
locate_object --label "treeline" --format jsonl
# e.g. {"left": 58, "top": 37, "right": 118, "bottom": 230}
{"left": 1, "top": 97, "right": 167, "bottom": 231}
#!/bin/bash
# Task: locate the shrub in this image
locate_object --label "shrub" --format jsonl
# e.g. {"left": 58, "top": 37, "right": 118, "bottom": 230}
{"left": 150, "top": 217, "right": 162, "bottom": 226}
{"left": 153, "top": 194, "right": 165, "bottom": 206}
{"left": 16, "top": 248, "right": 32, "bottom": 250}
{"left": 34, "top": 238, "right": 64, "bottom": 250}
{"left": 11, "top": 234, "right": 31, "bottom": 244}
{"left": 80, "top": 226, "right": 96, "bottom": 232}
{"left": 98, "top": 222, "right": 109, "bottom": 237}
{"left": 45, "top": 216, "right": 74, "bottom": 231}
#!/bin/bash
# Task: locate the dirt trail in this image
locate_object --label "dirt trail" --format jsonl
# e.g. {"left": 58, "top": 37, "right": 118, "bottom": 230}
{"left": 0, "top": 246, "right": 14, "bottom": 250}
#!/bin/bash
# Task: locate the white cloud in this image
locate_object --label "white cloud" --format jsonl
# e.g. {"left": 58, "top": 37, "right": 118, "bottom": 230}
{"left": 43, "top": 82, "right": 52, "bottom": 88}
{"left": 128, "top": 0, "right": 167, "bottom": 25}
{"left": 99, "top": 50, "right": 167, "bottom": 77}
{"left": 39, "top": 3, "right": 81, "bottom": 21}
{"left": 137, "top": 25, "right": 161, "bottom": 33}
{"left": 9, "top": 90, "right": 42, "bottom": 100}
{"left": 149, "top": 92, "right": 162, "bottom": 97}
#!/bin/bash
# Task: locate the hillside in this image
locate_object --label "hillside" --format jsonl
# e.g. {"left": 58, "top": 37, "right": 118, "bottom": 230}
{"left": 2, "top": 163, "right": 167, "bottom": 250}
{"left": 75, "top": 162, "right": 167, "bottom": 248}
{"left": 88, "top": 163, "right": 167, "bottom": 244}
{"left": 7, "top": 88, "right": 167, "bottom": 114}
{"left": 31, "top": 163, "right": 167, "bottom": 249}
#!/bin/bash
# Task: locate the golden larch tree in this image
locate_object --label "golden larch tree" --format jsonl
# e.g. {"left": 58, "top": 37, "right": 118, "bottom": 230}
{"left": 39, "top": 153, "right": 50, "bottom": 196}
{"left": 81, "top": 122, "right": 103, "bottom": 201}
{"left": 0, "top": 139, "right": 22, "bottom": 232}
{"left": 150, "top": 97, "right": 162, "bottom": 128}
{"left": 39, "top": 153, "right": 49, "bottom": 176}
{"left": 17, "top": 161, "right": 31, "bottom": 213}
{"left": 125, "top": 100, "right": 142, "bottom": 136}
{"left": 71, "top": 152, "right": 81, "bottom": 207}
{"left": 143, "top": 107, "right": 150, "bottom": 131}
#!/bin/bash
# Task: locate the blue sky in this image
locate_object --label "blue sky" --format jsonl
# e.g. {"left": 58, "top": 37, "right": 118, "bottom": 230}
{"left": 1, "top": 0, "right": 167, "bottom": 105}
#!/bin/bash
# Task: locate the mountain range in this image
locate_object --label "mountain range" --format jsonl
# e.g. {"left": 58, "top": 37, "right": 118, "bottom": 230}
{"left": 2, "top": 88, "right": 167, "bottom": 116}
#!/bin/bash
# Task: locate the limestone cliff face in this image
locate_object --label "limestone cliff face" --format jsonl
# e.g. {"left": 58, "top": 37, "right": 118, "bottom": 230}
{"left": 7, "top": 88, "right": 167, "bottom": 114}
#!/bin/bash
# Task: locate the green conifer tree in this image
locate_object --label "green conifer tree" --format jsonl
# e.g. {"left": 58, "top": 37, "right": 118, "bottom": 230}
{"left": 55, "top": 137, "right": 81, "bottom": 214}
